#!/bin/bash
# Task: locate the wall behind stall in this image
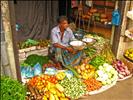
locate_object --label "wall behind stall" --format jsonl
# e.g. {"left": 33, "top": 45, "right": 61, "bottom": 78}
{"left": 14, "top": 1, "right": 59, "bottom": 42}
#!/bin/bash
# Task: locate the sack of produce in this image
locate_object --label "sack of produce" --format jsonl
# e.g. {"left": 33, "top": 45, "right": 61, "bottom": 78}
{"left": 34, "top": 63, "right": 42, "bottom": 76}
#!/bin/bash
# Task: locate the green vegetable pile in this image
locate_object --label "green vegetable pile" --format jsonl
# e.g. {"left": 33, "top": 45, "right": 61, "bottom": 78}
{"left": 18, "top": 39, "right": 39, "bottom": 49}
{"left": 24, "top": 54, "right": 49, "bottom": 67}
{"left": 59, "top": 77, "right": 87, "bottom": 99}
{"left": 20, "top": 62, "right": 30, "bottom": 67}
{"left": 89, "top": 55, "right": 107, "bottom": 69}
{"left": 1, "top": 76, "right": 26, "bottom": 100}
{"left": 84, "top": 47, "right": 97, "bottom": 58}
{"left": 93, "top": 36, "right": 106, "bottom": 51}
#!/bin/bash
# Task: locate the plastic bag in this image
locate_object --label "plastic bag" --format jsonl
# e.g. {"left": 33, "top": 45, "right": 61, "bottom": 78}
{"left": 44, "top": 67, "right": 57, "bottom": 75}
{"left": 65, "top": 70, "right": 74, "bottom": 79}
{"left": 20, "top": 66, "right": 27, "bottom": 78}
{"left": 112, "top": 10, "right": 121, "bottom": 26}
{"left": 25, "top": 66, "right": 34, "bottom": 78}
{"left": 34, "top": 63, "right": 42, "bottom": 76}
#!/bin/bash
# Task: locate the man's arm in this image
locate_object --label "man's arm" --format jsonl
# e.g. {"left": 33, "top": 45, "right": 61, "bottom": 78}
{"left": 53, "top": 43, "right": 74, "bottom": 53}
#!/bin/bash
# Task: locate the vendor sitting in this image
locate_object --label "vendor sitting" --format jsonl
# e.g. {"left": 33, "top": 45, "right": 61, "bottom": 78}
{"left": 49, "top": 16, "right": 82, "bottom": 67}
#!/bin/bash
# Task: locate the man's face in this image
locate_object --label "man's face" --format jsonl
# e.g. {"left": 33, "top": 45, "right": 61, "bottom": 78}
{"left": 60, "top": 20, "right": 69, "bottom": 30}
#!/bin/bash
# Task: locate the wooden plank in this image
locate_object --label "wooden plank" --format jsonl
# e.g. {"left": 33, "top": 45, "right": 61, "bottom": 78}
{"left": 8, "top": 1, "right": 22, "bottom": 81}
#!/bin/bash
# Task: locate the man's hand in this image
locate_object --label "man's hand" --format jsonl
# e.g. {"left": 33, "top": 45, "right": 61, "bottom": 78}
{"left": 66, "top": 47, "right": 76, "bottom": 54}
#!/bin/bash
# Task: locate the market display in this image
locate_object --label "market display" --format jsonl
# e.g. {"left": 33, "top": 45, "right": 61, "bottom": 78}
{"left": 124, "top": 48, "right": 133, "bottom": 62}
{"left": 1, "top": 76, "right": 26, "bottom": 100}
{"left": 26, "top": 75, "right": 70, "bottom": 100}
{"left": 18, "top": 39, "right": 39, "bottom": 49}
{"left": 89, "top": 55, "right": 107, "bottom": 69}
{"left": 95, "top": 63, "right": 118, "bottom": 85}
{"left": 112, "top": 59, "right": 132, "bottom": 81}
{"left": 24, "top": 54, "right": 49, "bottom": 67}
{"left": 83, "top": 78, "right": 102, "bottom": 92}
{"left": 17, "top": 34, "right": 132, "bottom": 100}
{"left": 18, "top": 39, "right": 50, "bottom": 50}
{"left": 84, "top": 47, "right": 97, "bottom": 58}
{"left": 20, "top": 54, "right": 49, "bottom": 78}
{"left": 74, "top": 64, "right": 96, "bottom": 80}
{"left": 59, "top": 77, "right": 87, "bottom": 99}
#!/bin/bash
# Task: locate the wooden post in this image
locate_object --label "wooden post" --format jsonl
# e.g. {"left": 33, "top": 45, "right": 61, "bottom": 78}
{"left": 110, "top": 1, "right": 118, "bottom": 45}
{"left": 1, "top": 1, "right": 21, "bottom": 80}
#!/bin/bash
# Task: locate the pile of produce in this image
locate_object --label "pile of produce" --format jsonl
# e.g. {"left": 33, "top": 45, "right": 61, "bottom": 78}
{"left": 101, "top": 44, "right": 115, "bottom": 64}
{"left": 83, "top": 78, "right": 102, "bottom": 92}
{"left": 84, "top": 47, "right": 97, "bottom": 58}
{"left": 43, "top": 63, "right": 61, "bottom": 70}
{"left": 28, "top": 74, "right": 58, "bottom": 89}
{"left": 1, "top": 76, "right": 26, "bottom": 100}
{"left": 89, "top": 55, "right": 107, "bottom": 69}
{"left": 95, "top": 63, "right": 118, "bottom": 85}
{"left": 93, "top": 35, "right": 106, "bottom": 51}
{"left": 37, "top": 39, "right": 50, "bottom": 49}
{"left": 59, "top": 77, "right": 87, "bottom": 99}
{"left": 65, "top": 65, "right": 80, "bottom": 78}
{"left": 124, "top": 48, "right": 133, "bottom": 61}
{"left": 18, "top": 39, "right": 50, "bottom": 49}
{"left": 27, "top": 74, "right": 69, "bottom": 100}
{"left": 112, "top": 59, "right": 131, "bottom": 79}
{"left": 18, "top": 39, "right": 39, "bottom": 49}
{"left": 74, "top": 64, "right": 96, "bottom": 80}
{"left": 24, "top": 54, "right": 49, "bottom": 67}
{"left": 56, "top": 72, "right": 66, "bottom": 80}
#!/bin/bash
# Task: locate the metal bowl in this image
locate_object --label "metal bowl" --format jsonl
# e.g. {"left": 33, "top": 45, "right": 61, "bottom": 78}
{"left": 82, "top": 37, "right": 96, "bottom": 46}
{"left": 69, "top": 40, "right": 86, "bottom": 50}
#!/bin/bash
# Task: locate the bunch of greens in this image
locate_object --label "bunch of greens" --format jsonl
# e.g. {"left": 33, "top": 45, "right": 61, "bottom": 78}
{"left": 20, "top": 62, "right": 30, "bottom": 67}
{"left": 24, "top": 54, "right": 49, "bottom": 67}
{"left": 18, "top": 39, "right": 39, "bottom": 49}
{"left": 1, "top": 76, "right": 26, "bottom": 100}
{"left": 84, "top": 47, "right": 97, "bottom": 58}
{"left": 89, "top": 55, "right": 107, "bottom": 69}
{"left": 59, "top": 77, "right": 87, "bottom": 99}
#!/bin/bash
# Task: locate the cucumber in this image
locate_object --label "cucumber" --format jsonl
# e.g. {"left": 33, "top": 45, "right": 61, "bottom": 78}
{"left": 65, "top": 65, "right": 80, "bottom": 78}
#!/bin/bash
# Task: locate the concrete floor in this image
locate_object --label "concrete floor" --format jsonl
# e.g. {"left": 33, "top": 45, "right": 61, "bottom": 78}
{"left": 79, "top": 77, "right": 133, "bottom": 100}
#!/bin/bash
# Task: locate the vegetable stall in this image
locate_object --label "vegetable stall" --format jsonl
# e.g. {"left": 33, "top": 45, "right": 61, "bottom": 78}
{"left": 18, "top": 31, "right": 132, "bottom": 100}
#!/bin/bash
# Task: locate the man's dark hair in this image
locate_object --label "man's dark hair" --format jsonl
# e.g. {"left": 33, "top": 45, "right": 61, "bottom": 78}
{"left": 57, "top": 16, "right": 68, "bottom": 23}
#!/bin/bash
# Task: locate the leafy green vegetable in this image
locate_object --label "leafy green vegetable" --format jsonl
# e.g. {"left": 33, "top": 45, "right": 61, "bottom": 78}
{"left": 1, "top": 76, "right": 26, "bottom": 100}
{"left": 89, "top": 55, "right": 107, "bottom": 69}
{"left": 84, "top": 47, "right": 96, "bottom": 58}
{"left": 20, "top": 62, "right": 30, "bottom": 67}
{"left": 24, "top": 54, "right": 49, "bottom": 67}
{"left": 18, "top": 39, "right": 39, "bottom": 49}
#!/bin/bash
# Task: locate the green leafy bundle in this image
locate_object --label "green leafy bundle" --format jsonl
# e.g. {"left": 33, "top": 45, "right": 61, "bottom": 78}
{"left": 1, "top": 76, "right": 26, "bottom": 100}
{"left": 89, "top": 55, "right": 107, "bottom": 69}
{"left": 24, "top": 54, "right": 49, "bottom": 67}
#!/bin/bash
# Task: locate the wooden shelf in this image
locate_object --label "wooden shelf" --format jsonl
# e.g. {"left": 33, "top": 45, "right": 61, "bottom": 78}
{"left": 125, "top": 30, "right": 133, "bottom": 40}
{"left": 127, "top": 10, "right": 133, "bottom": 20}
{"left": 93, "top": 4, "right": 114, "bottom": 9}
{"left": 124, "top": 55, "right": 133, "bottom": 63}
